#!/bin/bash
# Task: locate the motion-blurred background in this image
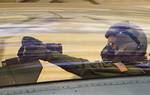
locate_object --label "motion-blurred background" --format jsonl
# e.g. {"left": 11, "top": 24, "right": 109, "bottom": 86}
{"left": 0, "top": 0, "right": 149, "bottom": 4}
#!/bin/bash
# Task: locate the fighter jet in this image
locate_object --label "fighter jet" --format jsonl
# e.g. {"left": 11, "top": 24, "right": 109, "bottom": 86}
{"left": 0, "top": 1, "right": 150, "bottom": 95}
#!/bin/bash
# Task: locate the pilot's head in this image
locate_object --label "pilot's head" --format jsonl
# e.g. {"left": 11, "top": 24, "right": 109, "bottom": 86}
{"left": 101, "top": 21, "right": 147, "bottom": 63}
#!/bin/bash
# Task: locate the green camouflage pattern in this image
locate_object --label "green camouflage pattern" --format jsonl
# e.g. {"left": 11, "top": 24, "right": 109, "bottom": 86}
{"left": 0, "top": 47, "right": 148, "bottom": 87}
{"left": 47, "top": 52, "right": 146, "bottom": 78}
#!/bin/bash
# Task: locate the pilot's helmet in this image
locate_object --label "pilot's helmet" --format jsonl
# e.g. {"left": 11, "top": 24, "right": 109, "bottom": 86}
{"left": 101, "top": 21, "right": 147, "bottom": 63}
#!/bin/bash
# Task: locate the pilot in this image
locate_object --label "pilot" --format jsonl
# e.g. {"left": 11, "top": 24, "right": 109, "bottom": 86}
{"left": 101, "top": 21, "right": 147, "bottom": 64}
{"left": 2, "top": 21, "right": 148, "bottom": 78}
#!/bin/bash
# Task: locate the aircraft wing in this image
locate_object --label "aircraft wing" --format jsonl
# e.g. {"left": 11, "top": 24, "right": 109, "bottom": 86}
{"left": 0, "top": 76, "right": 150, "bottom": 95}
